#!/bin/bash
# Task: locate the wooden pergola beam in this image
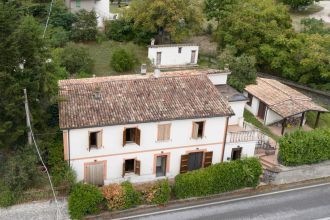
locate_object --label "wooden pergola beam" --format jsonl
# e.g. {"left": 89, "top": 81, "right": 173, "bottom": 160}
{"left": 314, "top": 112, "right": 321, "bottom": 129}
{"left": 281, "top": 118, "right": 287, "bottom": 135}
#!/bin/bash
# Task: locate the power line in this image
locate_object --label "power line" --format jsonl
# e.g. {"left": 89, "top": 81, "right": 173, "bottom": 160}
{"left": 23, "top": 89, "right": 61, "bottom": 220}
{"left": 42, "top": 0, "right": 56, "bottom": 38}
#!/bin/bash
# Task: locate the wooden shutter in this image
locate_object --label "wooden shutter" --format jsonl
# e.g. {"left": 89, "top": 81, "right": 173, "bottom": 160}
{"left": 122, "top": 162, "right": 125, "bottom": 177}
{"left": 135, "top": 128, "right": 141, "bottom": 145}
{"left": 123, "top": 129, "right": 127, "bottom": 146}
{"left": 192, "top": 122, "right": 198, "bottom": 139}
{"left": 158, "top": 124, "right": 171, "bottom": 141}
{"left": 164, "top": 124, "right": 171, "bottom": 140}
{"left": 85, "top": 162, "right": 104, "bottom": 186}
{"left": 203, "top": 151, "right": 213, "bottom": 168}
{"left": 180, "top": 154, "right": 189, "bottom": 174}
{"left": 96, "top": 131, "right": 102, "bottom": 148}
{"left": 157, "top": 125, "right": 164, "bottom": 141}
{"left": 134, "top": 160, "right": 141, "bottom": 175}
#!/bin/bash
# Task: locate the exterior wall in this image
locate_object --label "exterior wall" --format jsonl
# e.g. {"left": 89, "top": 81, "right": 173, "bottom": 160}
{"left": 67, "top": 0, "right": 110, "bottom": 27}
{"left": 243, "top": 92, "right": 260, "bottom": 116}
{"left": 207, "top": 73, "right": 229, "bottom": 85}
{"left": 67, "top": 117, "right": 227, "bottom": 183}
{"left": 265, "top": 109, "right": 283, "bottom": 125}
{"left": 228, "top": 101, "right": 247, "bottom": 126}
{"left": 148, "top": 45, "right": 199, "bottom": 67}
{"left": 223, "top": 141, "right": 257, "bottom": 162}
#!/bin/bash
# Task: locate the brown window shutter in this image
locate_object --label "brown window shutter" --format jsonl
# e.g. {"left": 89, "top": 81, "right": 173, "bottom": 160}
{"left": 164, "top": 124, "right": 171, "bottom": 140}
{"left": 123, "top": 129, "right": 127, "bottom": 146}
{"left": 180, "top": 154, "right": 189, "bottom": 174}
{"left": 157, "top": 125, "right": 164, "bottom": 141}
{"left": 122, "top": 162, "right": 125, "bottom": 177}
{"left": 192, "top": 122, "right": 198, "bottom": 139}
{"left": 96, "top": 131, "right": 102, "bottom": 148}
{"left": 135, "top": 128, "right": 141, "bottom": 145}
{"left": 203, "top": 151, "right": 213, "bottom": 168}
{"left": 134, "top": 160, "right": 141, "bottom": 175}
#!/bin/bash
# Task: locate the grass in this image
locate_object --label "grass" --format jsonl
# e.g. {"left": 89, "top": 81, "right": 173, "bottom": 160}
{"left": 77, "top": 40, "right": 149, "bottom": 76}
{"left": 290, "top": 4, "right": 324, "bottom": 31}
{"left": 243, "top": 110, "right": 280, "bottom": 141}
{"left": 306, "top": 105, "right": 330, "bottom": 129}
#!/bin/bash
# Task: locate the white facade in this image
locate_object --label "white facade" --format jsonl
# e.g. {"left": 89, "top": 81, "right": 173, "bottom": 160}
{"left": 223, "top": 142, "right": 257, "bottom": 162}
{"left": 65, "top": 117, "right": 227, "bottom": 184}
{"left": 228, "top": 101, "right": 246, "bottom": 126}
{"left": 207, "top": 73, "right": 229, "bottom": 86}
{"left": 148, "top": 45, "right": 199, "bottom": 67}
{"left": 65, "top": 0, "right": 110, "bottom": 28}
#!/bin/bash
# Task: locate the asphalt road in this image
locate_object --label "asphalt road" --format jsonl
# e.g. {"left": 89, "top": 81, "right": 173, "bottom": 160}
{"left": 116, "top": 183, "right": 330, "bottom": 220}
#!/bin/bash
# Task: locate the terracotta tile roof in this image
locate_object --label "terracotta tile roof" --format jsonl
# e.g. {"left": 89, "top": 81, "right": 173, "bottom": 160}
{"left": 58, "top": 72, "right": 234, "bottom": 129}
{"left": 245, "top": 77, "right": 328, "bottom": 118}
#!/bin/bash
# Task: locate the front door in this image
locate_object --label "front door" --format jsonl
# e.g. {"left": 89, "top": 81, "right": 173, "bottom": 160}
{"left": 156, "top": 155, "right": 167, "bottom": 177}
{"left": 85, "top": 162, "right": 104, "bottom": 186}
{"left": 231, "top": 148, "right": 242, "bottom": 160}
{"left": 188, "top": 152, "right": 203, "bottom": 171}
{"left": 191, "top": 50, "right": 196, "bottom": 63}
{"left": 257, "top": 101, "right": 266, "bottom": 120}
{"left": 156, "top": 52, "right": 162, "bottom": 65}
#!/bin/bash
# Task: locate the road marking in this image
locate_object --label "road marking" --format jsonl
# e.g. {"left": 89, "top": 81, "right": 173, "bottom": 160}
{"left": 111, "top": 182, "right": 330, "bottom": 220}
{"left": 315, "top": 218, "right": 330, "bottom": 220}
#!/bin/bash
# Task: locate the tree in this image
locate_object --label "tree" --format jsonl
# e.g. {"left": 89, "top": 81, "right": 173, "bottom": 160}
{"left": 281, "top": 0, "right": 319, "bottom": 10}
{"left": 71, "top": 10, "right": 97, "bottom": 42}
{"left": 111, "top": 48, "right": 139, "bottom": 72}
{"left": 204, "top": 0, "right": 237, "bottom": 26}
{"left": 218, "top": 46, "right": 257, "bottom": 91}
{"left": 126, "top": 0, "right": 203, "bottom": 43}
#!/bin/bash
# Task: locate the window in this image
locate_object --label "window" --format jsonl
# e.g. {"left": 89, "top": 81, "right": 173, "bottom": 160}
{"left": 192, "top": 121, "right": 205, "bottom": 139}
{"left": 76, "top": 0, "right": 81, "bottom": 7}
{"left": 122, "top": 159, "right": 141, "bottom": 176}
{"left": 178, "top": 47, "right": 182, "bottom": 53}
{"left": 123, "top": 128, "right": 141, "bottom": 146}
{"left": 247, "top": 93, "right": 253, "bottom": 106}
{"left": 231, "top": 147, "right": 242, "bottom": 160}
{"left": 156, "top": 156, "right": 167, "bottom": 177}
{"left": 157, "top": 124, "right": 171, "bottom": 141}
{"left": 180, "top": 151, "right": 213, "bottom": 174}
{"left": 89, "top": 131, "right": 102, "bottom": 150}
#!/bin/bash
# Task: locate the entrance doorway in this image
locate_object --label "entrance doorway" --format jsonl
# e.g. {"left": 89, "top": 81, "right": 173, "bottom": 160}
{"left": 231, "top": 147, "right": 242, "bottom": 160}
{"left": 156, "top": 155, "right": 167, "bottom": 177}
{"left": 188, "top": 152, "right": 203, "bottom": 171}
{"left": 156, "top": 52, "right": 162, "bottom": 65}
{"left": 191, "top": 50, "right": 196, "bottom": 63}
{"left": 85, "top": 161, "right": 104, "bottom": 186}
{"left": 257, "top": 101, "right": 267, "bottom": 120}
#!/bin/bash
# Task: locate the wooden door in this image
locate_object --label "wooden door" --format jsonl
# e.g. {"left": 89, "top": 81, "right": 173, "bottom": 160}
{"left": 156, "top": 52, "right": 162, "bottom": 65}
{"left": 257, "top": 101, "right": 266, "bottom": 120}
{"left": 191, "top": 50, "right": 196, "bottom": 63}
{"left": 188, "top": 152, "right": 203, "bottom": 171}
{"left": 231, "top": 148, "right": 242, "bottom": 160}
{"left": 156, "top": 156, "right": 167, "bottom": 177}
{"left": 85, "top": 162, "right": 104, "bottom": 186}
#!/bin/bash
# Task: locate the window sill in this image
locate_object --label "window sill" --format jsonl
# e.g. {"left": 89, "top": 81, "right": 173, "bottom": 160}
{"left": 190, "top": 136, "right": 206, "bottom": 140}
{"left": 124, "top": 142, "right": 139, "bottom": 147}
{"left": 87, "top": 146, "right": 103, "bottom": 151}
{"left": 156, "top": 139, "right": 172, "bottom": 143}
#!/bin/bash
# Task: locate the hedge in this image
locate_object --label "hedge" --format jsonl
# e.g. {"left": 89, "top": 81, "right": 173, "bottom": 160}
{"left": 138, "top": 179, "right": 171, "bottom": 205}
{"left": 173, "top": 158, "right": 262, "bottom": 199}
{"left": 279, "top": 129, "right": 330, "bottom": 166}
{"left": 68, "top": 183, "right": 104, "bottom": 219}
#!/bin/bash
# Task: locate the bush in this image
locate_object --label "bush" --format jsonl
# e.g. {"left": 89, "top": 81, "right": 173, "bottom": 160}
{"left": 46, "top": 26, "right": 70, "bottom": 48}
{"left": 59, "top": 43, "right": 94, "bottom": 75}
{"left": 0, "top": 184, "right": 16, "bottom": 207}
{"left": 68, "top": 183, "right": 104, "bottom": 219}
{"left": 173, "top": 158, "right": 262, "bottom": 199}
{"left": 105, "top": 19, "right": 135, "bottom": 42}
{"left": 279, "top": 129, "right": 330, "bottom": 166}
{"left": 111, "top": 48, "right": 138, "bottom": 72}
{"left": 71, "top": 10, "right": 98, "bottom": 42}
{"left": 138, "top": 179, "right": 171, "bottom": 205}
{"left": 102, "top": 181, "right": 141, "bottom": 211}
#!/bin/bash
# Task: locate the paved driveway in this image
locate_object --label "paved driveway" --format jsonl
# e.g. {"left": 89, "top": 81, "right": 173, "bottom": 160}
{"left": 310, "top": 1, "right": 330, "bottom": 22}
{"left": 0, "top": 199, "right": 69, "bottom": 220}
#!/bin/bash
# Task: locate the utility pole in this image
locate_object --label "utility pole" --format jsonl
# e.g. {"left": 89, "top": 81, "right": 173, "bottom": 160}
{"left": 23, "top": 89, "right": 32, "bottom": 145}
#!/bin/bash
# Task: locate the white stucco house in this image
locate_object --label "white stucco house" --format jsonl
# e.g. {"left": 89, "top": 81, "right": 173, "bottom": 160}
{"left": 64, "top": 0, "right": 110, "bottom": 28}
{"left": 244, "top": 77, "right": 328, "bottom": 135}
{"left": 148, "top": 43, "right": 199, "bottom": 68}
{"left": 58, "top": 68, "right": 260, "bottom": 185}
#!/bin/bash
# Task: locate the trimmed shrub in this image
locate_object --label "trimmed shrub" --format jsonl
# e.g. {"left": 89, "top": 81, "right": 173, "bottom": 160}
{"left": 110, "top": 48, "right": 138, "bottom": 72}
{"left": 68, "top": 183, "right": 104, "bottom": 219}
{"left": 102, "top": 181, "right": 141, "bottom": 211}
{"left": 279, "top": 129, "right": 330, "bottom": 166}
{"left": 59, "top": 43, "right": 94, "bottom": 75}
{"left": 138, "top": 179, "right": 171, "bottom": 205}
{"left": 173, "top": 158, "right": 262, "bottom": 199}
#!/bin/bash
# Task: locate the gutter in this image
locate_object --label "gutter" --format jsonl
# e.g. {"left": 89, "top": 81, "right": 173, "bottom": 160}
{"left": 221, "top": 116, "right": 229, "bottom": 162}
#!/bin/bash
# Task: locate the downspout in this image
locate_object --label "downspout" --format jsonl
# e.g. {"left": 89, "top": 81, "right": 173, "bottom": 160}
{"left": 221, "top": 116, "right": 229, "bottom": 162}
{"left": 68, "top": 129, "right": 71, "bottom": 167}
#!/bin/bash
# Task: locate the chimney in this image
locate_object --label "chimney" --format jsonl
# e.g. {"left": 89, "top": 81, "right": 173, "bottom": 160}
{"left": 154, "top": 66, "right": 160, "bottom": 78}
{"left": 224, "top": 63, "right": 229, "bottom": 71}
{"left": 140, "top": 64, "right": 147, "bottom": 75}
{"left": 93, "top": 86, "right": 101, "bottom": 100}
{"left": 150, "top": 38, "right": 155, "bottom": 46}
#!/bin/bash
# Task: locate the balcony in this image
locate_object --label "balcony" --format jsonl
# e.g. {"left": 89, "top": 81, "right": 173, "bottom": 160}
{"left": 226, "top": 122, "right": 261, "bottom": 143}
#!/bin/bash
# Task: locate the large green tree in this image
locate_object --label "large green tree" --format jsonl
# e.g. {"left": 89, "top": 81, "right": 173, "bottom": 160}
{"left": 204, "top": 0, "right": 237, "bottom": 26}
{"left": 126, "top": 0, "right": 203, "bottom": 42}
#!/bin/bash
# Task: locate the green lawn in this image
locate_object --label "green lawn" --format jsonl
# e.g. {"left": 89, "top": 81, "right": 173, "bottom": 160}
{"left": 243, "top": 110, "right": 280, "bottom": 141}
{"left": 77, "top": 40, "right": 149, "bottom": 76}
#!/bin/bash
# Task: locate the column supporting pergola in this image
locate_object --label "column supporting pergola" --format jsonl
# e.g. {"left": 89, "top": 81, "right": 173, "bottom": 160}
{"left": 299, "top": 112, "right": 305, "bottom": 128}
{"left": 314, "top": 112, "right": 321, "bottom": 129}
{"left": 281, "top": 118, "right": 287, "bottom": 135}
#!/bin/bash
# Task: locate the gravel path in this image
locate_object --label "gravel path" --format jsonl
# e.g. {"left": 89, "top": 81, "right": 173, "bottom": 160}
{"left": 0, "top": 199, "right": 69, "bottom": 220}
{"left": 309, "top": 1, "right": 330, "bottom": 23}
